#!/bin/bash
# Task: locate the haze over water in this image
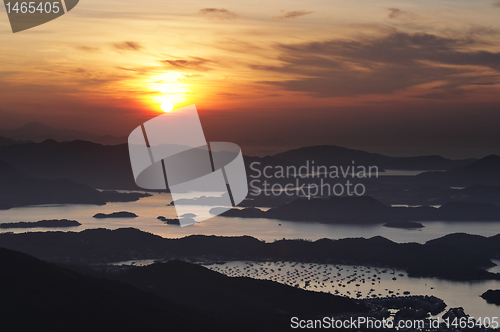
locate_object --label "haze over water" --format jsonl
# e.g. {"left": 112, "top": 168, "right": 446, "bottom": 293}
{"left": 2, "top": 193, "right": 500, "bottom": 244}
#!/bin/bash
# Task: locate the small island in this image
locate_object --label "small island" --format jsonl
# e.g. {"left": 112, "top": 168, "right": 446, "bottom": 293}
{"left": 481, "top": 290, "right": 500, "bottom": 305}
{"left": 383, "top": 221, "right": 425, "bottom": 229}
{"left": 93, "top": 211, "right": 138, "bottom": 219}
{"left": 157, "top": 216, "right": 181, "bottom": 225}
{"left": 0, "top": 219, "right": 81, "bottom": 229}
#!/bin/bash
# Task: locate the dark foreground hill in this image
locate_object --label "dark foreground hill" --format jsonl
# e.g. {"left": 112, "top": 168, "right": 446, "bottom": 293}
{"left": 0, "top": 247, "right": 222, "bottom": 332}
{"left": 112, "top": 260, "right": 367, "bottom": 329}
{"left": 0, "top": 228, "right": 498, "bottom": 281}
{"left": 0, "top": 246, "right": 367, "bottom": 332}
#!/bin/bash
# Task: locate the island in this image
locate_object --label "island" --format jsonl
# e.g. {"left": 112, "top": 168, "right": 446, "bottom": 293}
{"left": 217, "top": 196, "right": 500, "bottom": 224}
{"left": 1, "top": 228, "right": 499, "bottom": 281}
{"left": 157, "top": 216, "right": 181, "bottom": 225}
{"left": 383, "top": 221, "right": 425, "bottom": 229}
{"left": 93, "top": 211, "right": 138, "bottom": 219}
{"left": 481, "top": 290, "right": 500, "bottom": 305}
{"left": 0, "top": 219, "right": 81, "bottom": 229}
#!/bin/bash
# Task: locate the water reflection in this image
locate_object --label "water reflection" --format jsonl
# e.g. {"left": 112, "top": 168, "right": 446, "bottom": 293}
{"left": 204, "top": 261, "right": 500, "bottom": 319}
{"left": 1, "top": 193, "right": 500, "bottom": 244}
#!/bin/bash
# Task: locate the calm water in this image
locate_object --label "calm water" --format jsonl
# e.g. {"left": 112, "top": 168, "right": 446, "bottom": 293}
{"left": 204, "top": 261, "right": 500, "bottom": 319}
{"left": 2, "top": 193, "right": 499, "bottom": 318}
{"left": 1, "top": 193, "right": 500, "bottom": 244}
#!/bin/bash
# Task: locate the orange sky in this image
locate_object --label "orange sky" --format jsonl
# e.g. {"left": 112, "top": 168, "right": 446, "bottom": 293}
{"left": 1, "top": 0, "right": 500, "bottom": 157}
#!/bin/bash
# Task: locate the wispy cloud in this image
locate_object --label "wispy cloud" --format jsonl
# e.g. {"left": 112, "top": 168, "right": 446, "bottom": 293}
{"left": 160, "top": 57, "right": 216, "bottom": 72}
{"left": 75, "top": 46, "right": 100, "bottom": 52}
{"left": 198, "top": 8, "right": 237, "bottom": 20}
{"left": 254, "top": 32, "right": 500, "bottom": 98}
{"left": 386, "top": 8, "right": 434, "bottom": 30}
{"left": 273, "top": 10, "right": 314, "bottom": 19}
{"left": 112, "top": 41, "right": 142, "bottom": 51}
{"left": 387, "top": 8, "right": 417, "bottom": 20}
{"left": 493, "top": 0, "right": 500, "bottom": 7}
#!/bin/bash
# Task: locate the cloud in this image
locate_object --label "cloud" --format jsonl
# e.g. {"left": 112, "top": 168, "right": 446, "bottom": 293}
{"left": 387, "top": 8, "right": 417, "bottom": 20}
{"left": 116, "top": 66, "right": 139, "bottom": 72}
{"left": 198, "top": 8, "right": 237, "bottom": 20}
{"left": 467, "top": 25, "right": 500, "bottom": 36}
{"left": 160, "top": 57, "right": 215, "bottom": 72}
{"left": 75, "top": 46, "right": 100, "bottom": 52}
{"left": 254, "top": 32, "right": 500, "bottom": 98}
{"left": 494, "top": 0, "right": 500, "bottom": 7}
{"left": 112, "top": 41, "right": 142, "bottom": 51}
{"left": 216, "top": 92, "right": 240, "bottom": 97}
{"left": 386, "top": 8, "right": 433, "bottom": 30}
{"left": 273, "top": 10, "right": 314, "bottom": 19}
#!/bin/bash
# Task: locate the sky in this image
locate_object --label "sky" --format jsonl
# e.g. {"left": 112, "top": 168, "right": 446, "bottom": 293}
{"left": 1, "top": 0, "right": 500, "bottom": 158}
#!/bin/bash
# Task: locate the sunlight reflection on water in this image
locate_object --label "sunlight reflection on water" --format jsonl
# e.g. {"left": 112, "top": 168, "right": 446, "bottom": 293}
{"left": 1, "top": 193, "right": 500, "bottom": 244}
{"left": 204, "top": 261, "right": 500, "bottom": 319}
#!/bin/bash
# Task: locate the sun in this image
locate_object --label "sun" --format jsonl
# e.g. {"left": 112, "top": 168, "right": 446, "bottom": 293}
{"left": 161, "top": 101, "right": 174, "bottom": 112}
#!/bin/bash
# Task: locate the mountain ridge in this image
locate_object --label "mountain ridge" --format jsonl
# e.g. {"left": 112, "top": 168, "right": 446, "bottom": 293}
{"left": 0, "top": 122, "right": 127, "bottom": 145}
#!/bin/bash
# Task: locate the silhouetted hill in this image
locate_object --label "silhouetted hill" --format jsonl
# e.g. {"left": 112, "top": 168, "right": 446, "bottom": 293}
{"left": 0, "top": 246, "right": 224, "bottom": 332}
{"left": 0, "top": 140, "right": 136, "bottom": 189}
{"left": 0, "top": 136, "right": 31, "bottom": 147}
{"left": 268, "top": 196, "right": 391, "bottom": 223}
{"left": 370, "top": 184, "right": 500, "bottom": 207}
{"left": 417, "top": 155, "right": 500, "bottom": 186}
{"left": 481, "top": 290, "right": 500, "bottom": 305}
{"left": 426, "top": 233, "right": 500, "bottom": 257}
{"left": 0, "top": 219, "right": 81, "bottom": 229}
{"left": 0, "top": 228, "right": 498, "bottom": 281}
{"left": 0, "top": 245, "right": 370, "bottom": 331}
{"left": 0, "top": 159, "right": 150, "bottom": 209}
{"left": 114, "top": 260, "right": 367, "bottom": 329}
{"left": 273, "top": 145, "right": 390, "bottom": 169}
{"left": 0, "top": 140, "right": 479, "bottom": 191}
{"left": 0, "top": 122, "right": 126, "bottom": 145}
{"left": 219, "top": 196, "right": 500, "bottom": 223}
{"left": 93, "top": 211, "right": 138, "bottom": 218}
{"left": 272, "top": 145, "right": 474, "bottom": 171}
{"left": 382, "top": 155, "right": 475, "bottom": 171}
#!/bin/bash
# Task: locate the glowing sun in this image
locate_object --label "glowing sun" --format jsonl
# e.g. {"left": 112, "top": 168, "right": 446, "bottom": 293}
{"left": 161, "top": 101, "right": 174, "bottom": 112}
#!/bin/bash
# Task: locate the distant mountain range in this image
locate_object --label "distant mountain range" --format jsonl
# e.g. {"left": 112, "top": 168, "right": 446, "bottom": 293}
{"left": 0, "top": 158, "right": 149, "bottom": 210}
{"left": 0, "top": 122, "right": 126, "bottom": 145}
{"left": 0, "top": 136, "right": 496, "bottom": 192}
{"left": 0, "top": 136, "right": 31, "bottom": 147}
{"left": 417, "top": 154, "right": 500, "bottom": 186}
{"left": 272, "top": 145, "right": 476, "bottom": 171}
{"left": 0, "top": 139, "right": 135, "bottom": 189}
